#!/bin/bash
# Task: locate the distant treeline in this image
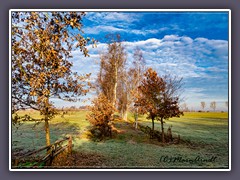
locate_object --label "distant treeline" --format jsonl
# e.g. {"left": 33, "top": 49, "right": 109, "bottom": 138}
{"left": 56, "top": 106, "right": 88, "bottom": 111}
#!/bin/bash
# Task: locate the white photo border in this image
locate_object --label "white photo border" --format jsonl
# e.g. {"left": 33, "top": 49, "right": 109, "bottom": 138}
{"left": 9, "top": 9, "right": 231, "bottom": 172}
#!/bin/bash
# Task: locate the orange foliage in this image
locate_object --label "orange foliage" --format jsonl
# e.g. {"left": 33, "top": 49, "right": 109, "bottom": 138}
{"left": 11, "top": 12, "right": 93, "bottom": 146}
{"left": 135, "top": 68, "right": 183, "bottom": 142}
{"left": 86, "top": 94, "right": 116, "bottom": 139}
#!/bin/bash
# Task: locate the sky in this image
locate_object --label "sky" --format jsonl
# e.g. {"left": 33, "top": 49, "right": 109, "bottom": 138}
{"left": 53, "top": 11, "right": 229, "bottom": 111}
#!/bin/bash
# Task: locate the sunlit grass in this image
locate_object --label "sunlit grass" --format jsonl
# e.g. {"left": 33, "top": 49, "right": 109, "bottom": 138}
{"left": 12, "top": 110, "right": 229, "bottom": 168}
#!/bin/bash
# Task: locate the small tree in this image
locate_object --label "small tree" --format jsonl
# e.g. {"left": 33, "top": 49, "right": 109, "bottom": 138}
{"left": 70, "top": 106, "right": 76, "bottom": 111}
{"left": 135, "top": 68, "right": 165, "bottom": 133}
{"left": 136, "top": 68, "right": 183, "bottom": 143}
{"left": 225, "top": 101, "right": 228, "bottom": 109}
{"left": 181, "top": 103, "right": 188, "bottom": 112}
{"left": 201, "top": 101, "right": 206, "bottom": 111}
{"left": 86, "top": 94, "right": 115, "bottom": 139}
{"left": 157, "top": 74, "right": 183, "bottom": 143}
{"left": 210, "top": 101, "right": 217, "bottom": 111}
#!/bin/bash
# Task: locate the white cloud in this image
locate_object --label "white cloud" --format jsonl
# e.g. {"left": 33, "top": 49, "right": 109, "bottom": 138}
{"left": 194, "top": 38, "right": 228, "bottom": 56}
{"left": 130, "top": 29, "right": 161, "bottom": 35}
{"left": 84, "top": 25, "right": 163, "bottom": 36}
{"left": 84, "top": 12, "right": 168, "bottom": 36}
{"left": 207, "top": 67, "right": 227, "bottom": 72}
{"left": 181, "top": 36, "right": 193, "bottom": 44}
{"left": 104, "top": 12, "right": 138, "bottom": 23}
{"left": 124, "top": 38, "right": 162, "bottom": 48}
{"left": 162, "top": 35, "right": 180, "bottom": 41}
{"left": 194, "top": 37, "right": 208, "bottom": 43}
{"left": 86, "top": 12, "right": 141, "bottom": 23}
{"left": 84, "top": 25, "right": 125, "bottom": 34}
{"left": 66, "top": 35, "right": 228, "bottom": 108}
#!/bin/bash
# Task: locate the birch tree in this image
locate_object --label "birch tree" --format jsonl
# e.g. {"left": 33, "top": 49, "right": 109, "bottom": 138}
{"left": 97, "top": 34, "right": 126, "bottom": 109}
{"left": 201, "top": 101, "right": 206, "bottom": 111}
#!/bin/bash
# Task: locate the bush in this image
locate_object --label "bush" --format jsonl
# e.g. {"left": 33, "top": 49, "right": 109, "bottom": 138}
{"left": 86, "top": 94, "right": 115, "bottom": 140}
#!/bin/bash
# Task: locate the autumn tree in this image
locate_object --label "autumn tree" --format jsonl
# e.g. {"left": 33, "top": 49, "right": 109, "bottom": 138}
{"left": 117, "top": 47, "right": 146, "bottom": 123}
{"left": 136, "top": 68, "right": 183, "bottom": 143}
{"left": 96, "top": 34, "right": 126, "bottom": 109}
{"left": 117, "top": 72, "right": 128, "bottom": 120}
{"left": 11, "top": 12, "right": 92, "bottom": 147}
{"left": 128, "top": 47, "right": 146, "bottom": 127}
{"left": 210, "top": 101, "right": 217, "bottom": 111}
{"left": 86, "top": 94, "right": 115, "bottom": 139}
{"left": 135, "top": 68, "right": 165, "bottom": 132}
{"left": 91, "top": 35, "right": 126, "bottom": 138}
{"left": 158, "top": 74, "right": 183, "bottom": 142}
{"left": 201, "top": 101, "right": 206, "bottom": 111}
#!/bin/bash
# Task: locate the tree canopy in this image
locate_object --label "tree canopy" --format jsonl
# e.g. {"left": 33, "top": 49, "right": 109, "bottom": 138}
{"left": 135, "top": 68, "right": 183, "bottom": 142}
{"left": 11, "top": 11, "right": 93, "bottom": 146}
{"left": 96, "top": 34, "right": 126, "bottom": 108}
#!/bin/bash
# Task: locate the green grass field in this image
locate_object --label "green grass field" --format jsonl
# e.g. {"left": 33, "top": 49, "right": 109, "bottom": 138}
{"left": 12, "top": 110, "right": 229, "bottom": 169}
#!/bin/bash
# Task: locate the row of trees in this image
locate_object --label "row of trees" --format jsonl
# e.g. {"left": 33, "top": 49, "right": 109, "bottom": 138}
{"left": 181, "top": 101, "right": 228, "bottom": 112}
{"left": 12, "top": 12, "right": 183, "bottom": 146}
{"left": 86, "top": 35, "right": 146, "bottom": 139}
{"left": 201, "top": 101, "right": 228, "bottom": 111}
{"left": 86, "top": 35, "right": 183, "bottom": 142}
{"left": 95, "top": 35, "right": 146, "bottom": 124}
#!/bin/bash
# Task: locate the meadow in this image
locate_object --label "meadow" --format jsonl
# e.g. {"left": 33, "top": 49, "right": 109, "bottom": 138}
{"left": 11, "top": 110, "right": 229, "bottom": 169}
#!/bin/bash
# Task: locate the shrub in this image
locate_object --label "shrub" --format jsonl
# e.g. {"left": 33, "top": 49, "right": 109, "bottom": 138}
{"left": 86, "top": 94, "right": 115, "bottom": 140}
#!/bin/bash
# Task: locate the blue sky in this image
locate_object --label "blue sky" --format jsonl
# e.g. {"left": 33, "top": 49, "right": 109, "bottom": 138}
{"left": 53, "top": 11, "right": 229, "bottom": 111}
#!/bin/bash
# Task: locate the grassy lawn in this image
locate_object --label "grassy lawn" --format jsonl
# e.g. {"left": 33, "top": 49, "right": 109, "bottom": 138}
{"left": 11, "top": 110, "right": 229, "bottom": 169}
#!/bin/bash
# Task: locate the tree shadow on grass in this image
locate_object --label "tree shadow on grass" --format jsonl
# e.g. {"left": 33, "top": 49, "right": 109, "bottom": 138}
{"left": 12, "top": 118, "right": 229, "bottom": 169}
{"left": 12, "top": 121, "right": 82, "bottom": 156}
{"left": 71, "top": 137, "right": 229, "bottom": 169}
{"left": 51, "top": 150, "right": 108, "bottom": 168}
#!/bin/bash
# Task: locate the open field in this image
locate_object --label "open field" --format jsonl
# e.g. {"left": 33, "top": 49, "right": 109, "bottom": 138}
{"left": 11, "top": 111, "right": 229, "bottom": 169}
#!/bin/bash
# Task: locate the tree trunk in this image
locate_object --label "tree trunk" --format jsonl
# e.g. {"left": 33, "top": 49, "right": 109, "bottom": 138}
{"left": 134, "top": 111, "right": 138, "bottom": 130}
{"left": 120, "top": 108, "right": 127, "bottom": 121}
{"left": 121, "top": 102, "right": 128, "bottom": 121}
{"left": 45, "top": 117, "right": 51, "bottom": 153}
{"left": 123, "top": 110, "right": 127, "bottom": 121}
{"left": 113, "top": 65, "right": 118, "bottom": 108}
{"left": 151, "top": 117, "right": 155, "bottom": 139}
{"left": 120, "top": 108, "right": 123, "bottom": 119}
{"left": 152, "top": 118, "right": 154, "bottom": 131}
{"left": 161, "top": 118, "right": 165, "bottom": 143}
{"left": 45, "top": 84, "right": 51, "bottom": 148}
{"left": 113, "top": 82, "right": 117, "bottom": 107}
